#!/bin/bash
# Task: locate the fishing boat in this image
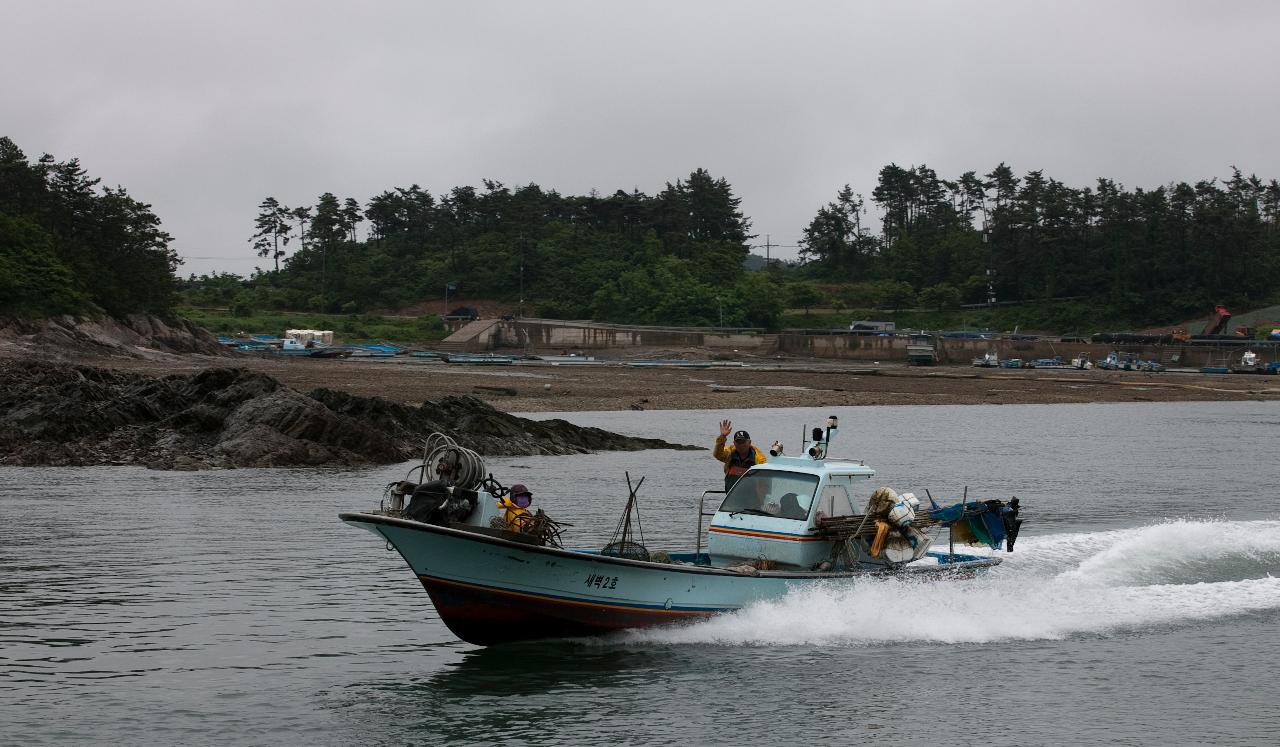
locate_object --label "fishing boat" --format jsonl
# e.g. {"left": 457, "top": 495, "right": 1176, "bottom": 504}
{"left": 1231, "top": 350, "right": 1270, "bottom": 375}
{"left": 340, "top": 424, "right": 1023, "bottom": 646}
{"left": 906, "top": 333, "right": 938, "bottom": 366}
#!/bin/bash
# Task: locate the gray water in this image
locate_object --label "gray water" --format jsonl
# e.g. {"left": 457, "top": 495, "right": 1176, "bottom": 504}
{"left": 3, "top": 401, "right": 1280, "bottom": 745}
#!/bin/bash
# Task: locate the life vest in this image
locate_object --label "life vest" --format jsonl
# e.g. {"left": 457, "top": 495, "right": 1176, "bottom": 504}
{"left": 497, "top": 496, "right": 531, "bottom": 531}
{"left": 726, "top": 447, "right": 758, "bottom": 478}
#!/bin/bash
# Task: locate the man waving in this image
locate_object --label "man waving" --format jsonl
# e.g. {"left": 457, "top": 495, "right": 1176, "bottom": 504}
{"left": 713, "top": 419, "right": 767, "bottom": 493}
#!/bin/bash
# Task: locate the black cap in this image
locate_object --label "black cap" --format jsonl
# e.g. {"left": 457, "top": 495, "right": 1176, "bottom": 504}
{"left": 510, "top": 483, "right": 532, "bottom": 497}
{"left": 733, "top": 430, "right": 750, "bottom": 442}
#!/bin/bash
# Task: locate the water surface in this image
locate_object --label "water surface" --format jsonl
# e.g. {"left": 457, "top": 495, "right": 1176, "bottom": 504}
{"left": 3, "top": 401, "right": 1278, "bottom": 745}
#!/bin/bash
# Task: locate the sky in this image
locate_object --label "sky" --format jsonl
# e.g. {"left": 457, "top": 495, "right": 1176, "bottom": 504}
{"left": 4, "top": 0, "right": 1279, "bottom": 278}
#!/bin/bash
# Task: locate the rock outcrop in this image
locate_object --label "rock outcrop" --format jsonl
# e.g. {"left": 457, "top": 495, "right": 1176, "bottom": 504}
{"left": 0, "top": 314, "right": 228, "bottom": 360}
{"left": 0, "top": 362, "right": 696, "bottom": 469}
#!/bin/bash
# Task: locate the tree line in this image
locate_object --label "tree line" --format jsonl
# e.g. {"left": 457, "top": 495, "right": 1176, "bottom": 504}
{"left": 8, "top": 130, "right": 1270, "bottom": 331}
{"left": 227, "top": 168, "right": 782, "bottom": 327}
{"left": 0, "top": 136, "right": 179, "bottom": 317}
{"left": 800, "top": 163, "right": 1280, "bottom": 324}
{"left": 228, "top": 160, "right": 1280, "bottom": 330}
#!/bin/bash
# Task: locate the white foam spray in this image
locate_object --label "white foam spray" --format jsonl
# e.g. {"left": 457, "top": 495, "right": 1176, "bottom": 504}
{"left": 623, "top": 519, "right": 1280, "bottom": 646}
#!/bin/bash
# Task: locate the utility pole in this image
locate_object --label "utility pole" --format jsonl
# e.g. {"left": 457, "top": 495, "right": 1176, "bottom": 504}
{"left": 750, "top": 236, "right": 797, "bottom": 268}
{"left": 983, "top": 229, "right": 995, "bottom": 307}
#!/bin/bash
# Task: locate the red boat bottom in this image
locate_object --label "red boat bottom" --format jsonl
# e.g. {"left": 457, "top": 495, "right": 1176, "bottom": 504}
{"left": 419, "top": 575, "right": 719, "bottom": 646}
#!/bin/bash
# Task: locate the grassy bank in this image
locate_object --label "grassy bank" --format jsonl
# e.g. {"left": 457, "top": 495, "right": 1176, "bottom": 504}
{"left": 180, "top": 308, "right": 449, "bottom": 345}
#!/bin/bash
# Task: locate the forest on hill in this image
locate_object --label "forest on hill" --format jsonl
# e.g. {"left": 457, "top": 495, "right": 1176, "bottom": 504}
{"left": 0, "top": 136, "right": 179, "bottom": 318}
{"left": 799, "top": 164, "right": 1280, "bottom": 326}
{"left": 205, "top": 168, "right": 775, "bottom": 326}
{"left": 191, "top": 162, "right": 1280, "bottom": 331}
{"left": 4, "top": 131, "right": 1277, "bottom": 334}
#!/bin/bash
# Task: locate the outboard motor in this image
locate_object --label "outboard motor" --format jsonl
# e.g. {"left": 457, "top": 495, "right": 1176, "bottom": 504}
{"left": 1002, "top": 497, "right": 1024, "bottom": 551}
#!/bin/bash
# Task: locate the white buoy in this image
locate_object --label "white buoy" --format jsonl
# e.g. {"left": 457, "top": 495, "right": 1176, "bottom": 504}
{"left": 543, "top": 383, "right": 551, "bottom": 391}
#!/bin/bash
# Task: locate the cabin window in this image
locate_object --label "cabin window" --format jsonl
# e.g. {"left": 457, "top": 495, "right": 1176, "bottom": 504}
{"left": 815, "top": 485, "right": 855, "bottom": 521}
{"left": 718, "top": 470, "right": 819, "bottom": 520}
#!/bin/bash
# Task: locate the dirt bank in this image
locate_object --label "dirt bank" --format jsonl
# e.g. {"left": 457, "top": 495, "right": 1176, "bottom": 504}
{"left": 92, "top": 353, "right": 1280, "bottom": 412}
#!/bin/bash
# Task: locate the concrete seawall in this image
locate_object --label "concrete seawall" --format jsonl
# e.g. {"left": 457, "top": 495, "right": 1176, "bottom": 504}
{"left": 483, "top": 319, "right": 775, "bottom": 353}
{"left": 449, "top": 318, "right": 1277, "bottom": 367}
{"left": 776, "top": 333, "right": 1279, "bottom": 368}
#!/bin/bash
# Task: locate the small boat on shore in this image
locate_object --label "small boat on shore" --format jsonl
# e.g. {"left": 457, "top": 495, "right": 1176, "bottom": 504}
{"left": 906, "top": 333, "right": 938, "bottom": 366}
{"left": 1230, "top": 350, "right": 1277, "bottom": 375}
{"left": 341, "top": 424, "right": 1023, "bottom": 646}
{"left": 448, "top": 353, "right": 516, "bottom": 365}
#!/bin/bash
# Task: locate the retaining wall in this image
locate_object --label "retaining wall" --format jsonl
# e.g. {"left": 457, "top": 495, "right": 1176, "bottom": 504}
{"left": 776, "top": 333, "right": 1280, "bottom": 367}
{"left": 491, "top": 319, "right": 774, "bottom": 352}
{"left": 463, "top": 317, "right": 1278, "bottom": 366}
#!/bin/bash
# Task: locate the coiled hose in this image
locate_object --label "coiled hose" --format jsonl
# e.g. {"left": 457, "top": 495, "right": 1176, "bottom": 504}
{"left": 417, "top": 432, "right": 487, "bottom": 489}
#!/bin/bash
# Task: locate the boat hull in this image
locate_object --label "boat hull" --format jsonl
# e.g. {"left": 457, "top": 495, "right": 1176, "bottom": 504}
{"left": 342, "top": 512, "right": 998, "bottom": 646}
{"left": 416, "top": 573, "right": 719, "bottom": 645}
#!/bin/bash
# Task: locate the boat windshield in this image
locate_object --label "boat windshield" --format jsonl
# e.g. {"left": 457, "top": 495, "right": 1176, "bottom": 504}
{"left": 718, "top": 470, "right": 820, "bottom": 520}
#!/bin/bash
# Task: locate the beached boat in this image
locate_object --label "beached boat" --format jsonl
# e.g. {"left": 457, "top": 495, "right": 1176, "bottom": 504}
{"left": 448, "top": 353, "right": 515, "bottom": 365}
{"left": 906, "top": 333, "right": 938, "bottom": 366}
{"left": 972, "top": 351, "right": 999, "bottom": 368}
{"left": 1230, "top": 350, "right": 1275, "bottom": 374}
{"left": 1029, "top": 356, "right": 1069, "bottom": 369}
{"left": 341, "top": 425, "right": 1023, "bottom": 646}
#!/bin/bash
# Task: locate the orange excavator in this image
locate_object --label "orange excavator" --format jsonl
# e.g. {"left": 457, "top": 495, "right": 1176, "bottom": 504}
{"left": 1204, "top": 305, "right": 1233, "bottom": 336}
{"left": 1186, "top": 305, "right": 1256, "bottom": 339}
{"left": 1169, "top": 305, "right": 1231, "bottom": 341}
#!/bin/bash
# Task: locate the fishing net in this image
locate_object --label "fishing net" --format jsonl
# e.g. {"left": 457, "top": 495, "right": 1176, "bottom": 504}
{"left": 601, "top": 540, "right": 650, "bottom": 561}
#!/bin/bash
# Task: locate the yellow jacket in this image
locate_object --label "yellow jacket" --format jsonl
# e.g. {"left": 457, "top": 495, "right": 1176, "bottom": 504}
{"left": 713, "top": 435, "right": 767, "bottom": 477}
{"left": 497, "top": 496, "right": 531, "bottom": 531}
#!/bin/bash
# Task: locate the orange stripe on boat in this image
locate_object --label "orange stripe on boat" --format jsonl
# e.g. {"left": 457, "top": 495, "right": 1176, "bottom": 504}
{"left": 707, "top": 526, "right": 826, "bottom": 542}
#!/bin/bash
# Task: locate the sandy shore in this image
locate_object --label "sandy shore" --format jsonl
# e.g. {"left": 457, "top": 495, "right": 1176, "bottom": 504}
{"left": 94, "top": 353, "right": 1280, "bottom": 412}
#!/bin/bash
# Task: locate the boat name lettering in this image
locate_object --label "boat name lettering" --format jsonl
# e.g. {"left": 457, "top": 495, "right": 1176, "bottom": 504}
{"left": 585, "top": 573, "right": 619, "bottom": 589}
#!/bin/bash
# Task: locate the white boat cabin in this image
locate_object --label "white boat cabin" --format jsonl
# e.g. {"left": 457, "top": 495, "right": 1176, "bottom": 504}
{"left": 707, "top": 456, "right": 879, "bottom": 569}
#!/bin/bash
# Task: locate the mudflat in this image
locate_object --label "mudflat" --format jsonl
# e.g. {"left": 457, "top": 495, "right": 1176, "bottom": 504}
{"left": 97, "top": 354, "right": 1280, "bottom": 412}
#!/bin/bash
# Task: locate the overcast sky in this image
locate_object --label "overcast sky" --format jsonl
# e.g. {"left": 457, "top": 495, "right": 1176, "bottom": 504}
{"left": 5, "top": 0, "right": 1279, "bottom": 277}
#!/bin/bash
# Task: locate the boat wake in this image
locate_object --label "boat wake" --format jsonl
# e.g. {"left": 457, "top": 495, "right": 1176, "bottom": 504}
{"left": 623, "top": 519, "right": 1280, "bottom": 646}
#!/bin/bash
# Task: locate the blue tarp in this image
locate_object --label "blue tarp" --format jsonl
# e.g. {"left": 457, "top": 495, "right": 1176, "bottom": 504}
{"left": 929, "top": 500, "right": 1008, "bottom": 550}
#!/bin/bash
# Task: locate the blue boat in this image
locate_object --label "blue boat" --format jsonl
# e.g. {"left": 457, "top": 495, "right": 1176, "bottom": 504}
{"left": 341, "top": 426, "right": 1020, "bottom": 646}
{"left": 448, "top": 354, "right": 515, "bottom": 365}
{"left": 347, "top": 342, "right": 404, "bottom": 357}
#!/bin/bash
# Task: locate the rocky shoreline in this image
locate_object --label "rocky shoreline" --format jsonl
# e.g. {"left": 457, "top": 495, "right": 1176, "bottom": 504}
{"left": 0, "top": 314, "right": 228, "bottom": 360}
{"left": 0, "top": 362, "right": 697, "bottom": 470}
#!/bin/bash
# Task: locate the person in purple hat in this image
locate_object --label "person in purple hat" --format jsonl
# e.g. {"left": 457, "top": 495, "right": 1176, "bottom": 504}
{"left": 713, "top": 419, "right": 767, "bottom": 492}
{"left": 498, "top": 483, "right": 534, "bottom": 530}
